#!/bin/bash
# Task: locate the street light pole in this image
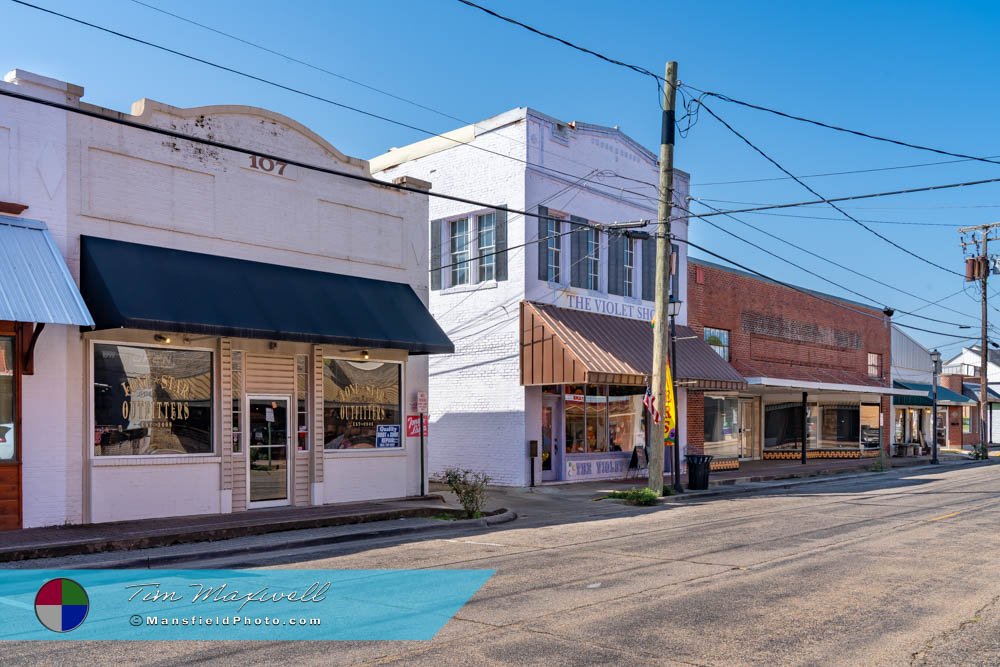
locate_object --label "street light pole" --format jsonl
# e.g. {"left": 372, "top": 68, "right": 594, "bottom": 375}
{"left": 931, "top": 349, "right": 941, "bottom": 465}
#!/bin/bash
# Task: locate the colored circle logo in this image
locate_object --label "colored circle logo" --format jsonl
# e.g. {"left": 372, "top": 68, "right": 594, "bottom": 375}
{"left": 34, "top": 578, "right": 89, "bottom": 633}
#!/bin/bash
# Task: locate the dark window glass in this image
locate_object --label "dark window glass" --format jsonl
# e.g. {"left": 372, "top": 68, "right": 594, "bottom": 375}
{"left": 323, "top": 360, "right": 402, "bottom": 449}
{"left": 93, "top": 343, "right": 213, "bottom": 456}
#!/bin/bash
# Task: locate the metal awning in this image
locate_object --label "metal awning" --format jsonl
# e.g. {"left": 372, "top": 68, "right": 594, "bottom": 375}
{"left": 0, "top": 216, "right": 93, "bottom": 326}
{"left": 961, "top": 382, "right": 1000, "bottom": 404}
{"left": 79, "top": 235, "right": 453, "bottom": 354}
{"left": 746, "top": 377, "right": 924, "bottom": 397}
{"left": 519, "top": 301, "right": 746, "bottom": 389}
{"left": 892, "top": 380, "right": 972, "bottom": 406}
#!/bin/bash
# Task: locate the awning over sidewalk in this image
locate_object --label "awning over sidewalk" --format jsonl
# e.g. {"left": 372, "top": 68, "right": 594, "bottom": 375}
{"left": 0, "top": 216, "right": 93, "bottom": 326}
{"left": 893, "top": 380, "right": 972, "bottom": 406}
{"left": 519, "top": 301, "right": 746, "bottom": 389}
{"left": 961, "top": 383, "right": 1000, "bottom": 404}
{"left": 744, "top": 377, "right": 924, "bottom": 397}
{"left": 80, "top": 236, "right": 454, "bottom": 354}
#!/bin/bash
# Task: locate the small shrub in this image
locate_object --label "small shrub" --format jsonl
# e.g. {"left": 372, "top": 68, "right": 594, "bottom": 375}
{"left": 442, "top": 467, "right": 491, "bottom": 519}
{"left": 868, "top": 460, "right": 886, "bottom": 473}
{"left": 605, "top": 487, "right": 659, "bottom": 506}
{"left": 970, "top": 446, "right": 990, "bottom": 460}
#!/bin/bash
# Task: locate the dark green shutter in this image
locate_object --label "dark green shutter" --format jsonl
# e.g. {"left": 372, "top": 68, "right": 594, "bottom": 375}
{"left": 495, "top": 207, "right": 508, "bottom": 281}
{"left": 537, "top": 206, "right": 549, "bottom": 281}
{"left": 430, "top": 218, "right": 443, "bottom": 291}
{"left": 642, "top": 236, "right": 656, "bottom": 301}
{"left": 608, "top": 233, "right": 624, "bottom": 296}
{"left": 570, "top": 215, "right": 588, "bottom": 288}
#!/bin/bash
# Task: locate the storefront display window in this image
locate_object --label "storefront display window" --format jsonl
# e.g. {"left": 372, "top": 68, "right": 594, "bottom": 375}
{"left": 0, "top": 337, "right": 14, "bottom": 462}
{"left": 564, "top": 385, "right": 642, "bottom": 455}
{"left": 93, "top": 343, "right": 213, "bottom": 456}
{"left": 704, "top": 395, "right": 739, "bottom": 458}
{"left": 323, "top": 359, "right": 401, "bottom": 449}
{"left": 764, "top": 402, "right": 818, "bottom": 450}
{"left": 962, "top": 406, "right": 972, "bottom": 434}
{"left": 820, "top": 405, "right": 860, "bottom": 448}
{"left": 296, "top": 354, "right": 309, "bottom": 451}
{"left": 861, "top": 404, "right": 881, "bottom": 448}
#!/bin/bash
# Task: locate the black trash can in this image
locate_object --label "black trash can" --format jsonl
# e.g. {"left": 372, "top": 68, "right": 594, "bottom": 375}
{"left": 686, "top": 454, "right": 714, "bottom": 490}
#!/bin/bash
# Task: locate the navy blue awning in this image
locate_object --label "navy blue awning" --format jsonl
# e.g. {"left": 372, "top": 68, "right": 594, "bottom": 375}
{"left": 80, "top": 236, "right": 453, "bottom": 355}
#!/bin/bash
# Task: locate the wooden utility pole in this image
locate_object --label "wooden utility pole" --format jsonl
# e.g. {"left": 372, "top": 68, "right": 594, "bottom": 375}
{"left": 959, "top": 222, "right": 1000, "bottom": 459}
{"left": 648, "top": 61, "right": 677, "bottom": 496}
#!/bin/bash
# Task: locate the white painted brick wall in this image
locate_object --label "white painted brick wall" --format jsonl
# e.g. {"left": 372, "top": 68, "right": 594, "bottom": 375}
{"left": 373, "top": 108, "right": 692, "bottom": 486}
{"left": 3, "top": 69, "right": 434, "bottom": 525}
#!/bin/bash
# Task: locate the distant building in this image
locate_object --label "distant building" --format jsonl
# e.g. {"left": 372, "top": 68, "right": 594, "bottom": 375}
{"left": 372, "top": 108, "right": 740, "bottom": 485}
{"left": 943, "top": 346, "right": 1000, "bottom": 445}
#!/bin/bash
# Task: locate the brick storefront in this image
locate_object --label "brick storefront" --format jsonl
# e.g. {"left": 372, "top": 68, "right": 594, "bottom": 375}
{"left": 684, "top": 259, "right": 896, "bottom": 467}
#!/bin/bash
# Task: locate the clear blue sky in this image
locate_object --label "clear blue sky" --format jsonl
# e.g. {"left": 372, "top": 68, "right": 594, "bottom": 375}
{"left": 3, "top": 0, "right": 999, "bottom": 355}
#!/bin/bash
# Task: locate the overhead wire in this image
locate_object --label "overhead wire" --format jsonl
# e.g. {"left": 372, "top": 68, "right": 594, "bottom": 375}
{"left": 687, "top": 199, "right": 976, "bottom": 326}
{"left": 10, "top": 0, "right": 664, "bottom": 207}
{"left": 695, "top": 98, "right": 962, "bottom": 277}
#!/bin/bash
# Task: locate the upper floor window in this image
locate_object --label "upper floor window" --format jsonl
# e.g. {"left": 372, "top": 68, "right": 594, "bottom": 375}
{"left": 623, "top": 237, "right": 634, "bottom": 297}
{"left": 546, "top": 217, "right": 562, "bottom": 282}
{"left": 450, "top": 218, "right": 471, "bottom": 286}
{"left": 477, "top": 213, "right": 496, "bottom": 282}
{"left": 867, "top": 352, "right": 882, "bottom": 378}
{"left": 586, "top": 227, "right": 600, "bottom": 290}
{"left": 704, "top": 327, "right": 730, "bottom": 360}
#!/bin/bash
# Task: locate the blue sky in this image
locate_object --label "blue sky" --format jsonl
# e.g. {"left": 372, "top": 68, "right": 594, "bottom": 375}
{"left": 2, "top": 0, "right": 999, "bottom": 354}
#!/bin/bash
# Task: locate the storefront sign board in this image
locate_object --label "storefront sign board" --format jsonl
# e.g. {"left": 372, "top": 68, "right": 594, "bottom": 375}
{"left": 565, "top": 454, "right": 630, "bottom": 481}
{"left": 406, "top": 414, "right": 428, "bottom": 438}
{"left": 376, "top": 424, "right": 401, "bottom": 448}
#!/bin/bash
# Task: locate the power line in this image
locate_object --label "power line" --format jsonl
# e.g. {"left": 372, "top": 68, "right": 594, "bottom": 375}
{"left": 689, "top": 199, "right": 976, "bottom": 327}
{"left": 454, "top": 0, "right": 666, "bottom": 89}
{"left": 692, "top": 155, "right": 1000, "bottom": 187}
{"left": 11, "top": 0, "right": 662, "bottom": 207}
{"left": 716, "top": 208, "right": 961, "bottom": 228}
{"left": 689, "top": 86, "right": 1000, "bottom": 170}
{"left": 126, "top": 0, "right": 468, "bottom": 125}
{"left": 676, "top": 236, "right": 977, "bottom": 340}
{"left": 696, "top": 98, "right": 963, "bottom": 277}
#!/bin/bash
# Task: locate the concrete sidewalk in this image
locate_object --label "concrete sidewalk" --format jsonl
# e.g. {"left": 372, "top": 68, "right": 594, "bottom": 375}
{"left": 0, "top": 496, "right": 515, "bottom": 564}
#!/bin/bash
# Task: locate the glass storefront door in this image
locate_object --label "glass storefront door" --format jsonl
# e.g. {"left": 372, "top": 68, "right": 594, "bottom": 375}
{"left": 738, "top": 398, "right": 758, "bottom": 459}
{"left": 247, "top": 396, "right": 290, "bottom": 507}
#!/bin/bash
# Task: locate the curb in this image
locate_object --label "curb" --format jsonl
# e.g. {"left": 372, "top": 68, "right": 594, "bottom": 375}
{"left": 660, "top": 459, "right": 993, "bottom": 503}
{"left": 0, "top": 506, "right": 516, "bottom": 565}
{"left": 78, "top": 509, "right": 519, "bottom": 569}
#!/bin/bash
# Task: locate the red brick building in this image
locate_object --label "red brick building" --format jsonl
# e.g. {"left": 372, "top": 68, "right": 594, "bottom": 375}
{"left": 684, "top": 259, "right": 901, "bottom": 469}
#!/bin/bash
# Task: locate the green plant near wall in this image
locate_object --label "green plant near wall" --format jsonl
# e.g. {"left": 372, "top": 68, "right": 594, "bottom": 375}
{"left": 442, "top": 467, "right": 491, "bottom": 519}
{"left": 705, "top": 334, "right": 724, "bottom": 347}
{"left": 605, "top": 488, "right": 659, "bottom": 506}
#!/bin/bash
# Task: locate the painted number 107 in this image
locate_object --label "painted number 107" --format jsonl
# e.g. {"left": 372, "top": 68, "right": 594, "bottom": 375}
{"left": 248, "top": 155, "right": 288, "bottom": 175}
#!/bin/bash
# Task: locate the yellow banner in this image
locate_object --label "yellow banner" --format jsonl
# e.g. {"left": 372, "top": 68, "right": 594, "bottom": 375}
{"left": 663, "top": 360, "right": 677, "bottom": 446}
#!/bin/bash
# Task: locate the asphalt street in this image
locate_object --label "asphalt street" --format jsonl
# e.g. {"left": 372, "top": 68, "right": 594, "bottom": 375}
{"left": 5, "top": 463, "right": 1000, "bottom": 666}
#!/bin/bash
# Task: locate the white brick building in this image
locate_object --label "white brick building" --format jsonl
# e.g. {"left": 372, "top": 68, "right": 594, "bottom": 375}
{"left": 372, "top": 108, "right": 742, "bottom": 486}
{"left": 0, "top": 70, "right": 450, "bottom": 529}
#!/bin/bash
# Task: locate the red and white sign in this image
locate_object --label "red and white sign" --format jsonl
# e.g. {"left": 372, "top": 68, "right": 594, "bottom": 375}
{"left": 406, "top": 414, "right": 428, "bottom": 438}
{"left": 416, "top": 390, "right": 428, "bottom": 414}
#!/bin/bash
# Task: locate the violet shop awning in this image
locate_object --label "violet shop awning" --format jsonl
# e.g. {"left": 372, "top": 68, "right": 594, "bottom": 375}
{"left": 80, "top": 236, "right": 453, "bottom": 355}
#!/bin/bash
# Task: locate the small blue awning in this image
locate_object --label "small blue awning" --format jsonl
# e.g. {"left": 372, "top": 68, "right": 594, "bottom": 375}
{"left": 0, "top": 216, "right": 93, "bottom": 326}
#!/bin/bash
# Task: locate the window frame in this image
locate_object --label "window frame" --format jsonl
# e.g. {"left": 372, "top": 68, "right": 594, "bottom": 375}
{"left": 546, "top": 216, "right": 562, "bottom": 283}
{"left": 449, "top": 218, "right": 472, "bottom": 287}
{"left": 477, "top": 212, "right": 496, "bottom": 283}
{"left": 89, "top": 339, "right": 217, "bottom": 460}
{"left": 704, "top": 327, "right": 731, "bottom": 361}
{"left": 0, "top": 328, "right": 18, "bottom": 465}
{"left": 586, "top": 227, "right": 600, "bottom": 291}
{"left": 623, "top": 236, "right": 634, "bottom": 297}
{"left": 867, "top": 352, "right": 882, "bottom": 378}
{"left": 322, "top": 356, "right": 406, "bottom": 454}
